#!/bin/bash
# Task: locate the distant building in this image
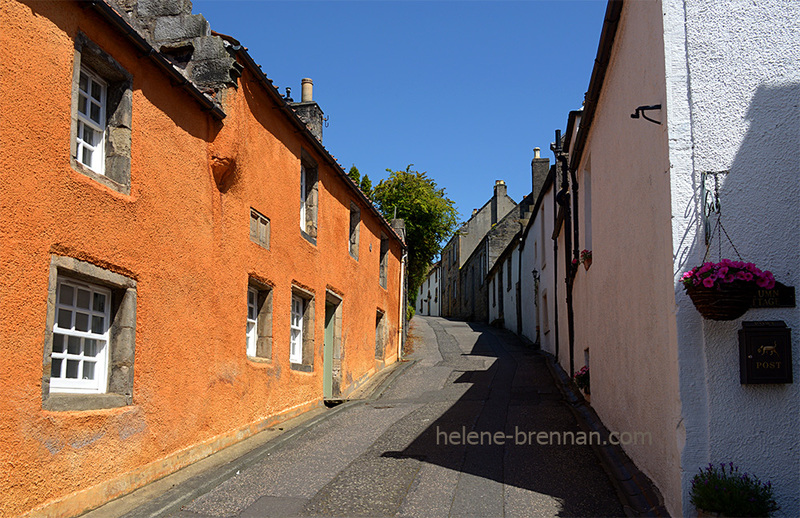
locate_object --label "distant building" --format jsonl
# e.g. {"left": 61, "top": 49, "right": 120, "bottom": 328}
{"left": 440, "top": 180, "right": 516, "bottom": 320}
{"left": 416, "top": 262, "right": 441, "bottom": 317}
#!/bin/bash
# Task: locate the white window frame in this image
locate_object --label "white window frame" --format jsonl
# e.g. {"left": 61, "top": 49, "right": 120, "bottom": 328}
{"left": 50, "top": 278, "right": 111, "bottom": 394}
{"left": 246, "top": 287, "right": 258, "bottom": 357}
{"left": 300, "top": 165, "right": 307, "bottom": 231}
{"left": 290, "top": 295, "right": 304, "bottom": 364}
{"left": 76, "top": 66, "right": 107, "bottom": 174}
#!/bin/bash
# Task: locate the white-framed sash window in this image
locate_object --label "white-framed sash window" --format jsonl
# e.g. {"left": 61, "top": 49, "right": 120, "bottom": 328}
{"left": 246, "top": 287, "right": 258, "bottom": 357}
{"left": 76, "top": 66, "right": 107, "bottom": 174}
{"left": 290, "top": 295, "right": 304, "bottom": 363}
{"left": 50, "top": 278, "right": 111, "bottom": 393}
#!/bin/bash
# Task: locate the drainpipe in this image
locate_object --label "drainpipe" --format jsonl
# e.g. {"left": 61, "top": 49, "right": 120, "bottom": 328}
{"left": 398, "top": 249, "right": 407, "bottom": 360}
{"left": 552, "top": 165, "right": 560, "bottom": 363}
{"left": 553, "top": 130, "right": 575, "bottom": 379}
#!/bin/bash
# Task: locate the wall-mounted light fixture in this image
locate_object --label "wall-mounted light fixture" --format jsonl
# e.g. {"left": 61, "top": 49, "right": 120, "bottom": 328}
{"left": 630, "top": 104, "right": 662, "bottom": 124}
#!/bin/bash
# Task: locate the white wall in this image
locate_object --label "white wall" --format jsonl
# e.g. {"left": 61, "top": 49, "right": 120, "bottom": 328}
{"left": 520, "top": 194, "right": 557, "bottom": 354}
{"left": 500, "top": 248, "right": 519, "bottom": 334}
{"left": 417, "top": 265, "right": 440, "bottom": 317}
{"left": 664, "top": 0, "right": 800, "bottom": 515}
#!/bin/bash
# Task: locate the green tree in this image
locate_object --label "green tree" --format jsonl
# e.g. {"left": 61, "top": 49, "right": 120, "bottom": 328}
{"left": 373, "top": 166, "right": 459, "bottom": 312}
{"left": 359, "top": 174, "right": 373, "bottom": 198}
{"left": 347, "top": 165, "right": 361, "bottom": 184}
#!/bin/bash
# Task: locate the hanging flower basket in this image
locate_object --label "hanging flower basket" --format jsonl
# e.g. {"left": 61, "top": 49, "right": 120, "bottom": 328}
{"left": 681, "top": 260, "right": 775, "bottom": 321}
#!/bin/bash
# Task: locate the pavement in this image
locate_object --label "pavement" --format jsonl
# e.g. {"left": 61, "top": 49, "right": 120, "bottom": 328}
{"left": 84, "top": 316, "right": 666, "bottom": 518}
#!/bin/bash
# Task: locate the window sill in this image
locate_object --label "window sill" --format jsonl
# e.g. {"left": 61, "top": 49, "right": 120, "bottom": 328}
{"left": 43, "top": 392, "right": 131, "bottom": 412}
{"left": 300, "top": 230, "right": 317, "bottom": 246}
{"left": 290, "top": 362, "right": 313, "bottom": 373}
{"left": 247, "top": 356, "right": 273, "bottom": 364}
{"left": 71, "top": 159, "right": 131, "bottom": 196}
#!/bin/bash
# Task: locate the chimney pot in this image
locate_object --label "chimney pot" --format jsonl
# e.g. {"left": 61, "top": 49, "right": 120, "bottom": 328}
{"left": 534, "top": 147, "right": 540, "bottom": 159}
{"left": 301, "top": 78, "right": 313, "bottom": 102}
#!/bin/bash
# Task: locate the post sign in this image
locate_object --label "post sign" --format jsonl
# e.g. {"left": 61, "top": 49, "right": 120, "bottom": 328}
{"left": 751, "top": 282, "right": 796, "bottom": 309}
{"left": 739, "top": 321, "right": 793, "bottom": 384}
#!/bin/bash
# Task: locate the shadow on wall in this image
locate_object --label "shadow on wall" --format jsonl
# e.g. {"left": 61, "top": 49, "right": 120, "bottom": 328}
{"left": 676, "top": 81, "right": 800, "bottom": 517}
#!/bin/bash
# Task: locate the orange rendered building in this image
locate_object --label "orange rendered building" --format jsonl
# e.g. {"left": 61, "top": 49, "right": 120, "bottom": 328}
{"left": 0, "top": 1, "right": 405, "bottom": 515}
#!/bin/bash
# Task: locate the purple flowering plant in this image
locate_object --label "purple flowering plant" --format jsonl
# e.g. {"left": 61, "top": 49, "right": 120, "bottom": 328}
{"left": 681, "top": 259, "right": 775, "bottom": 291}
{"left": 689, "top": 463, "right": 779, "bottom": 517}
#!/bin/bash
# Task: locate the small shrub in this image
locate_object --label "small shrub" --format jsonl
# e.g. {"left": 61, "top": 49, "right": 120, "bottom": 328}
{"left": 690, "top": 463, "right": 779, "bottom": 517}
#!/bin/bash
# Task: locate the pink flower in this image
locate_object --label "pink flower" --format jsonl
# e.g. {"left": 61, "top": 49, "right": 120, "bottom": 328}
{"left": 723, "top": 274, "right": 736, "bottom": 283}
{"left": 736, "top": 271, "right": 753, "bottom": 282}
{"left": 702, "top": 277, "right": 716, "bottom": 288}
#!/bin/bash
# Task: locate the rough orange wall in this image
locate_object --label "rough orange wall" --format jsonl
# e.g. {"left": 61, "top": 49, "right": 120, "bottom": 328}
{"left": 0, "top": 1, "right": 401, "bottom": 516}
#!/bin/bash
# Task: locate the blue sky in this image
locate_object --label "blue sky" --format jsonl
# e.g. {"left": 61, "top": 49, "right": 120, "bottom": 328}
{"left": 193, "top": 0, "right": 607, "bottom": 225}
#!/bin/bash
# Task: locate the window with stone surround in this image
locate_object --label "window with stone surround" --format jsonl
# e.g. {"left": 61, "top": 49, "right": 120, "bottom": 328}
{"left": 250, "top": 208, "right": 270, "bottom": 249}
{"left": 300, "top": 151, "right": 319, "bottom": 244}
{"left": 379, "top": 233, "right": 389, "bottom": 288}
{"left": 349, "top": 202, "right": 360, "bottom": 260}
{"left": 247, "top": 281, "right": 273, "bottom": 360}
{"left": 290, "top": 287, "right": 315, "bottom": 371}
{"left": 70, "top": 33, "right": 132, "bottom": 195}
{"left": 42, "top": 256, "right": 136, "bottom": 411}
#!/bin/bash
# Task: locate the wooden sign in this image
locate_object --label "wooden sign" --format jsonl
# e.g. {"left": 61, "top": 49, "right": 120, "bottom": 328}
{"left": 739, "top": 321, "right": 793, "bottom": 384}
{"left": 751, "top": 282, "right": 796, "bottom": 308}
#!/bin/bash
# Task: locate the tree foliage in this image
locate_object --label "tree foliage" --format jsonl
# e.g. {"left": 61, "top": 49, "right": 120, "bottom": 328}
{"left": 347, "top": 165, "right": 361, "bottom": 184}
{"left": 348, "top": 165, "right": 373, "bottom": 198}
{"left": 373, "top": 166, "right": 459, "bottom": 309}
{"left": 359, "top": 175, "right": 373, "bottom": 198}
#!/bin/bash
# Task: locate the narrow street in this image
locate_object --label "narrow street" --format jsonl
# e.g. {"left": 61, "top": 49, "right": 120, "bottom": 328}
{"left": 121, "top": 317, "right": 624, "bottom": 517}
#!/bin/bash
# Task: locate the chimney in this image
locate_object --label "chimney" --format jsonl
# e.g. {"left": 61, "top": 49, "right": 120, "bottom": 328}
{"left": 290, "top": 78, "right": 324, "bottom": 142}
{"left": 531, "top": 147, "right": 550, "bottom": 200}
{"left": 491, "top": 180, "right": 506, "bottom": 224}
{"left": 301, "top": 78, "right": 313, "bottom": 102}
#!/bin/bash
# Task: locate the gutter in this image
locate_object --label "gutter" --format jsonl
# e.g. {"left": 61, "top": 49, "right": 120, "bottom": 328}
{"left": 82, "top": 0, "right": 226, "bottom": 120}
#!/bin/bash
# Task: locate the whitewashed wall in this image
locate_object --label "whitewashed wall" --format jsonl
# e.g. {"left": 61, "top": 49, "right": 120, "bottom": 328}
{"left": 521, "top": 195, "right": 557, "bottom": 354}
{"left": 664, "top": 0, "right": 800, "bottom": 515}
{"left": 417, "top": 265, "right": 440, "bottom": 317}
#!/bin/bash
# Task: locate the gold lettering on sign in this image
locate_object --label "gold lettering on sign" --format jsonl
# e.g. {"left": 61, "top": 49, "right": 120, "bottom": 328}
{"left": 756, "top": 362, "right": 781, "bottom": 369}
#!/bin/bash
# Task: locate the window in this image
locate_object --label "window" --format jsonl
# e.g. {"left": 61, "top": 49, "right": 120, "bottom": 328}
{"left": 51, "top": 278, "right": 110, "bottom": 393}
{"left": 246, "top": 282, "right": 273, "bottom": 359}
{"left": 76, "top": 67, "right": 106, "bottom": 173}
{"left": 507, "top": 257, "right": 513, "bottom": 291}
{"left": 70, "top": 33, "right": 132, "bottom": 194}
{"left": 290, "top": 295, "right": 304, "bottom": 364}
{"left": 540, "top": 208, "right": 547, "bottom": 269}
{"left": 42, "top": 256, "right": 136, "bottom": 411}
{"left": 492, "top": 278, "right": 496, "bottom": 307}
{"left": 379, "top": 234, "right": 389, "bottom": 288}
{"left": 299, "top": 151, "right": 319, "bottom": 243}
{"left": 349, "top": 202, "right": 360, "bottom": 259}
{"left": 583, "top": 167, "right": 593, "bottom": 250}
{"left": 290, "top": 287, "right": 315, "bottom": 371}
{"left": 250, "top": 209, "right": 270, "bottom": 249}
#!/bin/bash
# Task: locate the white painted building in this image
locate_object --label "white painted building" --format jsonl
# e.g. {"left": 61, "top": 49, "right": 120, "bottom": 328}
{"left": 416, "top": 262, "right": 440, "bottom": 317}
{"left": 519, "top": 168, "right": 557, "bottom": 353}
{"left": 550, "top": 1, "right": 800, "bottom": 516}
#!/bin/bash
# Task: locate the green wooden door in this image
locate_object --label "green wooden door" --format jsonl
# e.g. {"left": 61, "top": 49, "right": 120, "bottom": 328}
{"left": 323, "top": 302, "right": 335, "bottom": 398}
